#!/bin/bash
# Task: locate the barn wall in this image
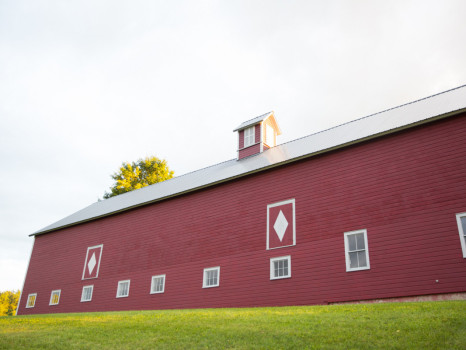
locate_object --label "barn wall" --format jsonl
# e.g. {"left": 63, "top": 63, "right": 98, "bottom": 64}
{"left": 19, "top": 113, "right": 466, "bottom": 314}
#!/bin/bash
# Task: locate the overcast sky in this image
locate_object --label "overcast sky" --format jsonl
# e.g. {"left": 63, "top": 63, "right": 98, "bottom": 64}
{"left": 1, "top": 0, "right": 465, "bottom": 291}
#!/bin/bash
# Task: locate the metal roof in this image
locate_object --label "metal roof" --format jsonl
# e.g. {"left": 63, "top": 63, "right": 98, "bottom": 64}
{"left": 33, "top": 85, "right": 466, "bottom": 236}
{"left": 233, "top": 111, "right": 273, "bottom": 131}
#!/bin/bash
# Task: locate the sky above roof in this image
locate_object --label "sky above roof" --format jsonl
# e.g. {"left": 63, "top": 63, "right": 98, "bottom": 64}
{"left": 1, "top": 0, "right": 466, "bottom": 291}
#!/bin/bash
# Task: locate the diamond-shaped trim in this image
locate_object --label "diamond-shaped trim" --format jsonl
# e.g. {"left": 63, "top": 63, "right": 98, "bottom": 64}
{"left": 273, "top": 210, "right": 288, "bottom": 241}
{"left": 87, "top": 253, "right": 97, "bottom": 275}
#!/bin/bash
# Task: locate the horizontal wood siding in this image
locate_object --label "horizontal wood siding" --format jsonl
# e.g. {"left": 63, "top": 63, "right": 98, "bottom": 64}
{"left": 19, "top": 113, "right": 466, "bottom": 314}
{"left": 255, "top": 124, "right": 261, "bottom": 143}
{"left": 238, "top": 129, "right": 244, "bottom": 149}
{"left": 238, "top": 143, "right": 261, "bottom": 159}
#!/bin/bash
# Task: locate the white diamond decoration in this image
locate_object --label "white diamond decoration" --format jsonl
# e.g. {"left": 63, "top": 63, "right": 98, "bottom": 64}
{"left": 87, "top": 253, "right": 97, "bottom": 275}
{"left": 273, "top": 210, "right": 289, "bottom": 241}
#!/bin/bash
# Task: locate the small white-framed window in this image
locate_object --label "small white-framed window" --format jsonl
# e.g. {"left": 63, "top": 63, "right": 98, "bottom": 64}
{"left": 270, "top": 256, "right": 291, "bottom": 280}
{"left": 81, "top": 285, "right": 94, "bottom": 302}
{"left": 244, "top": 126, "right": 255, "bottom": 148}
{"left": 456, "top": 213, "right": 466, "bottom": 258}
{"left": 49, "top": 290, "right": 61, "bottom": 306}
{"left": 26, "top": 293, "right": 37, "bottom": 308}
{"left": 203, "top": 267, "right": 220, "bottom": 288}
{"left": 116, "top": 280, "right": 130, "bottom": 298}
{"left": 344, "top": 229, "right": 370, "bottom": 272}
{"left": 150, "top": 274, "right": 166, "bottom": 294}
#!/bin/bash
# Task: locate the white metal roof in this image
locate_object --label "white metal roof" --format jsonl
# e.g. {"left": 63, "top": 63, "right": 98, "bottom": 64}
{"left": 233, "top": 111, "right": 273, "bottom": 131}
{"left": 33, "top": 85, "right": 466, "bottom": 236}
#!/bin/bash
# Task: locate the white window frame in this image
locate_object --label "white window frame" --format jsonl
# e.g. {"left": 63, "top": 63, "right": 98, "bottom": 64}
{"left": 26, "top": 293, "right": 37, "bottom": 308}
{"left": 150, "top": 274, "right": 166, "bottom": 294}
{"left": 82, "top": 244, "right": 104, "bottom": 280}
{"left": 203, "top": 267, "right": 220, "bottom": 288}
{"left": 116, "top": 280, "right": 131, "bottom": 298}
{"left": 49, "top": 289, "right": 61, "bottom": 306}
{"left": 81, "top": 285, "right": 94, "bottom": 302}
{"left": 456, "top": 212, "right": 466, "bottom": 258}
{"left": 270, "top": 256, "right": 291, "bottom": 280}
{"left": 344, "top": 229, "right": 370, "bottom": 272}
{"left": 243, "top": 126, "right": 255, "bottom": 148}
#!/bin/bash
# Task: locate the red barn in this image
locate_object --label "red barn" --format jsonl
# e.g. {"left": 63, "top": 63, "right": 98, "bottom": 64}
{"left": 17, "top": 86, "right": 466, "bottom": 315}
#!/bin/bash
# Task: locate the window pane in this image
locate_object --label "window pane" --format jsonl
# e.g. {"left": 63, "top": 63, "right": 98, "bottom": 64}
{"left": 212, "top": 270, "right": 218, "bottom": 285}
{"left": 85, "top": 288, "right": 89, "bottom": 300}
{"left": 205, "top": 269, "right": 218, "bottom": 286}
{"left": 349, "top": 252, "right": 358, "bottom": 268}
{"left": 356, "top": 233, "right": 365, "bottom": 250}
{"left": 153, "top": 277, "right": 164, "bottom": 292}
{"left": 283, "top": 259, "right": 288, "bottom": 276}
{"left": 273, "top": 258, "right": 289, "bottom": 278}
{"left": 358, "top": 251, "right": 367, "bottom": 267}
{"left": 348, "top": 235, "right": 356, "bottom": 251}
{"left": 51, "top": 291, "right": 60, "bottom": 304}
{"left": 244, "top": 127, "right": 255, "bottom": 147}
{"left": 118, "top": 282, "right": 129, "bottom": 296}
{"left": 461, "top": 217, "right": 466, "bottom": 233}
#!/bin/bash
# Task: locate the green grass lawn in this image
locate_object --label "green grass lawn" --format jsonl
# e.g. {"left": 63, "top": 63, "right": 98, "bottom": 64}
{"left": 1, "top": 301, "right": 465, "bottom": 349}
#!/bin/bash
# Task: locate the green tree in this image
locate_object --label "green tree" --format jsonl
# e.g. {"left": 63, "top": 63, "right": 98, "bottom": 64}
{"left": 0, "top": 290, "right": 20, "bottom": 316}
{"left": 104, "top": 156, "right": 174, "bottom": 199}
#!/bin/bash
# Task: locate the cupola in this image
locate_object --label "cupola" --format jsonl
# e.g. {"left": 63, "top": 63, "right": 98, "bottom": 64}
{"left": 233, "top": 111, "right": 281, "bottom": 160}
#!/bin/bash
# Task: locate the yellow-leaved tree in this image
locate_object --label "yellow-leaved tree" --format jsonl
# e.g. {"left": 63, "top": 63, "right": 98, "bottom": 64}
{"left": 103, "top": 156, "right": 174, "bottom": 199}
{"left": 0, "top": 290, "right": 20, "bottom": 316}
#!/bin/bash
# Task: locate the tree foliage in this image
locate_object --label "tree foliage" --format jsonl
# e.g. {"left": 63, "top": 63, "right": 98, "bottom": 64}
{"left": 104, "top": 156, "right": 174, "bottom": 199}
{"left": 0, "top": 290, "right": 20, "bottom": 316}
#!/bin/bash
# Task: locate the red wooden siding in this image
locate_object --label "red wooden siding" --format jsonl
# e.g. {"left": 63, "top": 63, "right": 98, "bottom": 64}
{"left": 254, "top": 123, "right": 261, "bottom": 143}
{"left": 238, "top": 129, "right": 244, "bottom": 150}
{"left": 19, "top": 114, "right": 466, "bottom": 314}
{"left": 238, "top": 143, "right": 260, "bottom": 159}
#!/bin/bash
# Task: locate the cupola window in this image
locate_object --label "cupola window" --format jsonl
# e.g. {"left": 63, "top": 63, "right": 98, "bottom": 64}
{"left": 244, "top": 126, "right": 255, "bottom": 147}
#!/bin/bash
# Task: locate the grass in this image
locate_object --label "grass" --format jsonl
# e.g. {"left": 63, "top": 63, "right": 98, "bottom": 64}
{"left": 0, "top": 301, "right": 465, "bottom": 349}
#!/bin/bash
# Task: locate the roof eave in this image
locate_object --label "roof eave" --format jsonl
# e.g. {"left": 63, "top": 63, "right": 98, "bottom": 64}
{"left": 233, "top": 111, "right": 273, "bottom": 132}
